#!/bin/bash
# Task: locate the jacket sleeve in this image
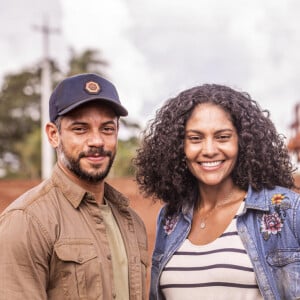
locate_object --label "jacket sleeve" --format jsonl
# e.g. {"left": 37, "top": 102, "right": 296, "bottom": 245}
{"left": 0, "top": 210, "right": 50, "bottom": 300}
{"left": 295, "top": 194, "right": 300, "bottom": 245}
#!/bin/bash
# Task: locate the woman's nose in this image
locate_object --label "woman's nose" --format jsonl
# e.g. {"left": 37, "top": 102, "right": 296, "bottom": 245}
{"left": 202, "top": 138, "right": 217, "bottom": 155}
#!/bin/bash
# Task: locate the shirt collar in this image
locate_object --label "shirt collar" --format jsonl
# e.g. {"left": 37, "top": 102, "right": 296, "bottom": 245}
{"left": 51, "top": 164, "right": 130, "bottom": 210}
{"left": 52, "top": 164, "right": 87, "bottom": 208}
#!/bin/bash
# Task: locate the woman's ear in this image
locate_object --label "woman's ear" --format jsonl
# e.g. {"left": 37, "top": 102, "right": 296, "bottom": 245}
{"left": 45, "top": 122, "right": 60, "bottom": 148}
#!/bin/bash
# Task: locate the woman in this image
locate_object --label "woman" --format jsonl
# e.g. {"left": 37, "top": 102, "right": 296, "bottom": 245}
{"left": 134, "top": 84, "right": 300, "bottom": 300}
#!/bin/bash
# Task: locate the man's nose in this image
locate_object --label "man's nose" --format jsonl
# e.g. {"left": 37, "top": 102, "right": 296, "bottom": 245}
{"left": 87, "top": 132, "right": 104, "bottom": 147}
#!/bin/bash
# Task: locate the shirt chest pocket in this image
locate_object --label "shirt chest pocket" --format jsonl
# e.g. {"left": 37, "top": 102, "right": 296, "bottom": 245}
{"left": 51, "top": 239, "right": 102, "bottom": 300}
{"left": 267, "top": 248, "right": 300, "bottom": 299}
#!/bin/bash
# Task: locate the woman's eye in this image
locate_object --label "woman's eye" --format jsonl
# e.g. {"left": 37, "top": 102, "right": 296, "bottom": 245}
{"left": 187, "top": 135, "right": 202, "bottom": 142}
{"left": 217, "top": 134, "right": 231, "bottom": 140}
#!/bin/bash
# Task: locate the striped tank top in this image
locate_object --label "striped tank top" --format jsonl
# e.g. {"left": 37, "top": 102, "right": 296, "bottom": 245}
{"left": 160, "top": 201, "right": 263, "bottom": 299}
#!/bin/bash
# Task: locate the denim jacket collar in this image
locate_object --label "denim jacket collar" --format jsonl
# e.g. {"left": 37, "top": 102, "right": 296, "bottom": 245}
{"left": 244, "top": 185, "right": 270, "bottom": 212}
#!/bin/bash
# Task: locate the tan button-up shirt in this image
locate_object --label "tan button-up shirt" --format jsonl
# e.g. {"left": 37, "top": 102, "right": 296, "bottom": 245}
{"left": 0, "top": 164, "right": 148, "bottom": 299}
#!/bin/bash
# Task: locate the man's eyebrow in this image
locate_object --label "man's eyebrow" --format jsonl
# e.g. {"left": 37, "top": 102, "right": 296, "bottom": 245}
{"left": 69, "top": 121, "right": 88, "bottom": 126}
{"left": 102, "top": 120, "right": 117, "bottom": 125}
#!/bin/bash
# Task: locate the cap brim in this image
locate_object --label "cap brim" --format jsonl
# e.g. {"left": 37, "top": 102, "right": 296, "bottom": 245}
{"left": 58, "top": 97, "right": 128, "bottom": 117}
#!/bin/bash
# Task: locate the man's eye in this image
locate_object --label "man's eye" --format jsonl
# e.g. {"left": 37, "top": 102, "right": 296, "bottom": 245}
{"left": 103, "top": 127, "right": 115, "bottom": 133}
{"left": 73, "top": 127, "right": 86, "bottom": 133}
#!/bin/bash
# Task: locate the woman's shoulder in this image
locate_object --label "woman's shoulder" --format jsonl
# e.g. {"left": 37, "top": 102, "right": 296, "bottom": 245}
{"left": 254, "top": 186, "right": 300, "bottom": 212}
{"left": 248, "top": 185, "right": 299, "bottom": 200}
{"left": 265, "top": 186, "right": 300, "bottom": 202}
{"left": 245, "top": 185, "right": 300, "bottom": 213}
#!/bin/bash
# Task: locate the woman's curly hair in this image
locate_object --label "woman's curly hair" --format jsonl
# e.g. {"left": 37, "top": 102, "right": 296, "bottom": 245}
{"left": 134, "top": 84, "right": 295, "bottom": 215}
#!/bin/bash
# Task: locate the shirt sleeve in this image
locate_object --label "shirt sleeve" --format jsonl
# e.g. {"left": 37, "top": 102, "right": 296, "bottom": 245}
{"left": 0, "top": 209, "right": 50, "bottom": 300}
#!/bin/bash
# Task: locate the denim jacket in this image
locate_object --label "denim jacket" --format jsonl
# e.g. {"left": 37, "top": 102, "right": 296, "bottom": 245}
{"left": 150, "top": 185, "right": 300, "bottom": 300}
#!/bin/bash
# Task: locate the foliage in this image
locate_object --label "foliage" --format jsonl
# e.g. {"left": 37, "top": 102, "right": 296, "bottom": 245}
{"left": 67, "top": 49, "right": 108, "bottom": 76}
{"left": 111, "top": 137, "right": 140, "bottom": 178}
{"left": 0, "top": 49, "right": 140, "bottom": 178}
{"left": 0, "top": 69, "right": 40, "bottom": 155}
{"left": 15, "top": 128, "right": 42, "bottom": 179}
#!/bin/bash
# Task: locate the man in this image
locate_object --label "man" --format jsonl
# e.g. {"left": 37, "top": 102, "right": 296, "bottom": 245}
{"left": 0, "top": 73, "right": 148, "bottom": 299}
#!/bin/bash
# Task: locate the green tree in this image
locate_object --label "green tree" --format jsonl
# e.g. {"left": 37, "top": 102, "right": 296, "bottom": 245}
{"left": 15, "top": 128, "right": 42, "bottom": 179}
{"left": 111, "top": 137, "right": 139, "bottom": 178}
{"left": 0, "top": 60, "right": 60, "bottom": 178}
{"left": 0, "top": 49, "right": 141, "bottom": 178}
{"left": 67, "top": 49, "right": 108, "bottom": 76}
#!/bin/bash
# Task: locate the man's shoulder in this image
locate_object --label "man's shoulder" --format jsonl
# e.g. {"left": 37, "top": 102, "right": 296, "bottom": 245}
{"left": 1, "top": 178, "right": 55, "bottom": 215}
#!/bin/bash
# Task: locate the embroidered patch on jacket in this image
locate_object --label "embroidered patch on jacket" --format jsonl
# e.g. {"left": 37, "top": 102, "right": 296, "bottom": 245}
{"left": 163, "top": 215, "right": 179, "bottom": 235}
{"left": 260, "top": 193, "right": 291, "bottom": 240}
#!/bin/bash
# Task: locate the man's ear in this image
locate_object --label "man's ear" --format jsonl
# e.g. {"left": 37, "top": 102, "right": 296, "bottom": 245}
{"left": 46, "top": 122, "right": 60, "bottom": 148}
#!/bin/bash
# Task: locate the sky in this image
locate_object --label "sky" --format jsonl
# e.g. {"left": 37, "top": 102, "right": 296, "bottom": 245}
{"left": 1, "top": 0, "right": 300, "bottom": 140}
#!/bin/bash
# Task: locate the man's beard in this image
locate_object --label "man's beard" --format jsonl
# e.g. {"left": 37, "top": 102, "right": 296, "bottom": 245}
{"left": 57, "top": 142, "right": 115, "bottom": 183}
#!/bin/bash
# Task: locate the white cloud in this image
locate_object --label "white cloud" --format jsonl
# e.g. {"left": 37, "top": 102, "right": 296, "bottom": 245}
{"left": 61, "top": 0, "right": 158, "bottom": 123}
{"left": 125, "top": 0, "right": 300, "bottom": 135}
{"left": 0, "top": 0, "right": 63, "bottom": 74}
{"left": 1, "top": 0, "right": 300, "bottom": 137}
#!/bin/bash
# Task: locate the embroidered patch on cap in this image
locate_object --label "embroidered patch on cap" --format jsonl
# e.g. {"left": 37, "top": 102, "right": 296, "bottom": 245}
{"left": 84, "top": 81, "right": 101, "bottom": 94}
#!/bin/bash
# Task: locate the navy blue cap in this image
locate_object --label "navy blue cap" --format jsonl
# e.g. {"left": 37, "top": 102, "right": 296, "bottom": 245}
{"left": 49, "top": 73, "right": 128, "bottom": 122}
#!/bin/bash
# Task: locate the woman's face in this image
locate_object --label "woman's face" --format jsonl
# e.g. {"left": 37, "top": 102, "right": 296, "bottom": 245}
{"left": 184, "top": 103, "right": 239, "bottom": 188}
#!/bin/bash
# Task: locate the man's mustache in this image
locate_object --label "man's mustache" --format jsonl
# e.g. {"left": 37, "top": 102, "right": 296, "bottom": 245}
{"left": 78, "top": 147, "right": 112, "bottom": 159}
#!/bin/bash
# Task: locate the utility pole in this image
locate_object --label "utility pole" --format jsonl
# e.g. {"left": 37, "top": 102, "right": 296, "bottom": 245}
{"left": 34, "top": 17, "right": 59, "bottom": 179}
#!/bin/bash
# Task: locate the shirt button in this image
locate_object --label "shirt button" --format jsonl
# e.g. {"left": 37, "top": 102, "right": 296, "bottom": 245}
{"left": 107, "top": 254, "right": 112, "bottom": 260}
{"left": 78, "top": 257, "right": 83, "bottom": 263}
{"left": 112, "top": 293, "right": 117, "bottom": 298}
{"left": 95, "top": 218, "right": 102, "bottom": 224}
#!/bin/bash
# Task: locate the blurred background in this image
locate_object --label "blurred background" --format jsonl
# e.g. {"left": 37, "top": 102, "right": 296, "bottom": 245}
{"left": 1, "top": 0, "right": 300, "bottom": 179}
{"left": 2, "top": 2, "right": 300, "bottom": 293}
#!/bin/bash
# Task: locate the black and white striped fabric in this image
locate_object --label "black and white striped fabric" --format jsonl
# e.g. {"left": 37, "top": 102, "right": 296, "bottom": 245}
{"left": 160, "top": 201, "right": 263, "bottom": 299}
